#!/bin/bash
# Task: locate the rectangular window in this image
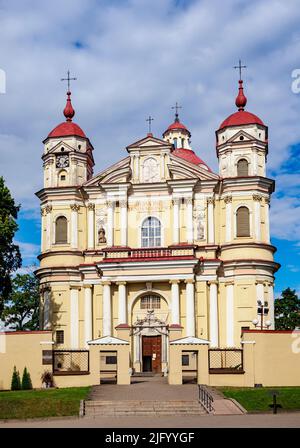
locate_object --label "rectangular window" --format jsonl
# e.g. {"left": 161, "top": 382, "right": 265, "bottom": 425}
{"left": 56, "top": 330, "right": 64, "bottom": 344}
{"left": 106, "top": 356, "right": 117, "bottom": 365}
{"left": 42, "top": 350, "right": 53, "bottom": 365}
{"left": 182, "top": 355, "right": 189, "bottom": 366}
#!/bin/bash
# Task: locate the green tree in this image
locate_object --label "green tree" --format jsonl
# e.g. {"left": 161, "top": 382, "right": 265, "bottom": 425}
{"left": 3, "top": 272, "right": 40, "bottom": 330}
{"left": 11, "top": 366, "right": 21, "bottom": 390}
{"left": 274, "top": 287, "right": 300, "bottom": 330}
{"left": 21, "top": 367, "right": 32, "bottom": 390}
{"left": 0, "top": 176, "right": 22, "bottom": 317}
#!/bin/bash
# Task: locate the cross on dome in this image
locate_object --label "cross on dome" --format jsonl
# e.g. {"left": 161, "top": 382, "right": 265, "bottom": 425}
{"left": 233, "top": 60, "right": 247, "bottom": 111}
{"left": 172, "top": 102, "right": 182, "bottom": 122}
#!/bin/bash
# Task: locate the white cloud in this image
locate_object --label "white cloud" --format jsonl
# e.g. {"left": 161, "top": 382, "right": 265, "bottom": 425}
{"left": 0, "top": 0, "right": 300, "bottom": 221}
{"left": 15, "top": 241, "right": 40, "bottom": 263}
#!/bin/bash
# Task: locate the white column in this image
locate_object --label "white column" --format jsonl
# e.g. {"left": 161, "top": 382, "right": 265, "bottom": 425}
{"left": 135, "top": 155, "right": 140, "bottom": 181}
{"left": 225, "top": 196, "right": 232, "bottom": 243}
{"left": 87, "top": 203, "right": 95, "bottom": 249}
{"left": 256, "top": 281, "right": 264, "bottom": 323}
{"left": 102, "top": 281, "right": 112, "bottom": 336}
{"left": 172, "top": 198, "right": 180, "bottom": 245}
{"left": 45, "top": 205, "right": 52, "bottom": 249}
{"left": 120, "top": 200, "right": 128, "bottom": 246}
{"left": 185, "top": 280, "right": 195, "bottom": 337}
{"left": 226, "top": 283, "right": 234, "bottom": 347}
{"left": 107, "top": 201, "right": 114, "bottom": 247}
{"left": 43, "top": 289, "right": 51, "bottom": 330}
{"left": 70, "top": 288, "right": 79, "bottom": 349}
{"left": 253, "top": 195, "right": 262, "bottom": 241}
{"left": 41, "top": 208, "right": 45, "bottom": 251}
{"left": 207, "top": 198, "right": 215, "bottom": 244}
{"left": 186, "top": 198, "right": 194, "bottom": 243}
{"left": 170, "top": 280, "right": 180, "bottom": 325}
{"left": 134, "top": 334, "right": 140, "bottom": 363}
{"left": 209, "top": 281, "right": 219, "bottom": 347}
{"left": 84, "top": 286, "right": 93, "bottom": 347}
{"left": 253, "top": 150, "right": 258, "bottom": 175}
{"left": 117, "top": 282, "right": 127, "bottom": 324}
{"left": 265, "top": 198, "right": 270, "bottom": 243}
{"left": 268, "top": 282, "right": 275, "bottom": 330}
{"left": 160, "top": 153, "right": 165, "bottom": 179}
{"left": 70, "top": 204, "right": 79, "bottom": 248}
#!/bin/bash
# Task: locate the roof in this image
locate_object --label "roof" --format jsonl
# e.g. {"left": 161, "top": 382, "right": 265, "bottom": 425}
{"left": 87, "top": 336, "right": 129, "bottom": 345}
{"left": 47, "top": 121, "right": 87, "bottom": 139}
{"left": 172, "top": 148, "right": 211, "bottom": 171}
{"left": 170, "top": 336, "right": 210, "bottom": 345}
{"left": 219, "top": 110, "right": 265, "bottom": 130}
{"left": 163, "top": 118, "right": 191, "bottom": 137}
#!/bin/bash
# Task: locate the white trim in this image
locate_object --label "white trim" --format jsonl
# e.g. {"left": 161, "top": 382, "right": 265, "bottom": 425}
{"left": 128, "top": 289, "right": 170, "bottom": 315}
{"left": 234, "top": 204, "right": 252, "bottom": 238}
{"left": 70, "top": 288, "right": 79, "bottom": 349}
{"left": 103, "top": 283, "right": 112, "bottom": 336}
{"left": 88, "top": 336, "right": 129, "bottom": 345}
{"left": 209, "top": 283, "right": 219, "bottom": 347}
{"left": 241, "top": 341, "right": 256, "bottom": 344}
{"left": 171, "top": 336, "right": 210, "bottom": 345}
{"left": 84, "top": 286, "right": 93, "bottom": 348}
{"left": 186, "top": 282, "right": 195, "bottom": 337}
{"left": 118, "top": 283, "right": 127, "bottom": 324}
{"left": 139, "top": 215, "right": 164, "bottom": 248}
{"left": 226, "top": 283, "right": 234, "bottom": 347}
{"left": 40, "top": 341, "right": 54, "bottom": 345}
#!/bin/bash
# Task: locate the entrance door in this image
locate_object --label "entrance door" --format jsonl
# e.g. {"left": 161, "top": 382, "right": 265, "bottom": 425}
{"left": 142, "top": 336, "right": 161, "bottom": 373}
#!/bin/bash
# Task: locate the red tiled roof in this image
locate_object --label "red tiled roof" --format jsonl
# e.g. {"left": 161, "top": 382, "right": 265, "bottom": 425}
{"left": 219, "top": 110, "right": 265, "bottom": 130}
{"left": 47, "top": 121, "right": 86, "bottom": 139}
{"left": 172, "top": 148, "right": 211, "bottom": 171}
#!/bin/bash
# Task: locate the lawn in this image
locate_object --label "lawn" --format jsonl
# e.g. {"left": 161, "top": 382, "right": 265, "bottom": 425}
{"left": 219, "top": 387, "right": 300, "bottom": 412}
{"left": 0, "top": 387, "right": 90, "bottom": 420}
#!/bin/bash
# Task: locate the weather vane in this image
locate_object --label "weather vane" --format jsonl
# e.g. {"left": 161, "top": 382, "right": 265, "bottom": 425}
{"left": 61, "top": 70, "right": 77, "bottom": 91}
{"left": 234, "top": 59, "right": 247, "bottom": 80}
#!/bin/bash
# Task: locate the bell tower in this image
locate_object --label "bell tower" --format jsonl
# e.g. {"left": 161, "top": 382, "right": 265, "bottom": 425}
{"left": 42, "top": 82, "right": 94, "bottom": 189}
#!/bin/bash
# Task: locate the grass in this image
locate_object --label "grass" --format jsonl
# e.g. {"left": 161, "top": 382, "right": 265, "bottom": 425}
{"left": 219, "top": 387, "right": 300, "bottom": 412}
{"left": 0, "top": 387, "right": 91, "bottom": 420}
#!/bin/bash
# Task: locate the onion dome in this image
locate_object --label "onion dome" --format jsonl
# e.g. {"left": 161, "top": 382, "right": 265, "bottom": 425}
{"left": 47, "top": 91, "right": 86, "bottom": 139}
{"left": 219, "top": 79, "right": 265, "bottom": 130}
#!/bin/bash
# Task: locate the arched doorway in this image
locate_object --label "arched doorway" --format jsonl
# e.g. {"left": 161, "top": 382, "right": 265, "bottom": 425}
{"left": 131, "top": 294, "right": 169, "bottom": 374}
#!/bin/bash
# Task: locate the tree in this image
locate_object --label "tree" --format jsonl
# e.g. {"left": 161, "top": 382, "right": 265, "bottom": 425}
{"left": 3, "top": 272, "right": 40, "bottom": 330}
{"left": 0, "top": 176, "right": 22, "bottom": 317}
{"left": 11, "top": 366, "right": 21, "bottom": 390}
{"left": 274, "top": 288, "right": 300, "bottom": 330}
{"left": 21, "top": 367, "right": 32, "bottom": 390}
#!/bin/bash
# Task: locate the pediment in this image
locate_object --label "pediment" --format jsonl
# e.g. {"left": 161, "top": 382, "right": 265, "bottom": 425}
{"left": 87, "top": 336, "right": 129, "bottom": 345}
{"left": 227, "top": 129, "right": 255, "bottom": 143}
{"left": 46, "top": 141, "right": 76, "bottom": 155}
{"left": 84, "top": 156, "right": 131, "bottom": 186}
{"left": 169, "top": 155, "right": 219, "bottom": 181}
{"left": 127, "top": 135, "right": 172, "bottom": 151}
{"left": 170, "top": 336, "right": 210, "bottom": 345}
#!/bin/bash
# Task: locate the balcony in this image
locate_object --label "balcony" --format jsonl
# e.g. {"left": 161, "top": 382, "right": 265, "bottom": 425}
{"left": 102, "top": 245, "right": 197, "bottom": 262}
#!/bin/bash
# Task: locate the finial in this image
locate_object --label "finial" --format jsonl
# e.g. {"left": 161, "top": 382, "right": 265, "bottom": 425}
{"left": 63, "top": 91, "right": 75, "bottom": 121}
{"left": 172, "top": 102, "right": 182, "bottom": 122}
{"left": 234, "top": 59, "right": 247, "bottom": 111}
{"left": 235, "top": 79, "right": 247, "bottom": 111}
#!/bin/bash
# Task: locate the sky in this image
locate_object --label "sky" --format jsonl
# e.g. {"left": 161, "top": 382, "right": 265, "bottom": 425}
{"left": 0, "top": 0, "right": 299, "bottom": 298}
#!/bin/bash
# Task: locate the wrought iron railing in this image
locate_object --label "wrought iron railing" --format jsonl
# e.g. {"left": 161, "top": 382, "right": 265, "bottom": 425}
{"left": 208, "top": 348, "right": 244, "bottom": 374}
{"left": 198, "top": 384, "right": 214, "bottom": 413}
{"left": 53, "top": 350, "right": 90, "bottom": 375}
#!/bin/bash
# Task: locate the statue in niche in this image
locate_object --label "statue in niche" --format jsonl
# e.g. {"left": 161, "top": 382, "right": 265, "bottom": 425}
{"left": 197, "top": 221, "right": 205, "bottom": 240}
{"left": 98, "top": 226, "right": 107, "bottom": 244}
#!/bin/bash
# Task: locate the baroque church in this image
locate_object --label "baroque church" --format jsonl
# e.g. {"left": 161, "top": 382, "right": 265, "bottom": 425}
{"left": 36, "top": 75, "right": 279, "bottom": 375}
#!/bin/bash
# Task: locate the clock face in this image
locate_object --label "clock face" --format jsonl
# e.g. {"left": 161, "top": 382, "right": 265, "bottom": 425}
{"left": 56, "top": 155, "right": 69, "bottom": 168}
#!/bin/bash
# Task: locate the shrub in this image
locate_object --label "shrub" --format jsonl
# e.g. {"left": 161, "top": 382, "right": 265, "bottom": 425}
{"left": 41, "top": 370, "right": 54, "bottom": 388}
{"left": 11, "top": 366, "right": 21, "bottom": 390}
{"left": 21, "top": 367, "right": 32, "bottom": 390}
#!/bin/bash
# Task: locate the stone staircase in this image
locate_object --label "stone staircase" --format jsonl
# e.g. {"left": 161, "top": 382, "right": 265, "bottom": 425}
{"left": 83, "top": 399, "right": 207, "bottom": 417}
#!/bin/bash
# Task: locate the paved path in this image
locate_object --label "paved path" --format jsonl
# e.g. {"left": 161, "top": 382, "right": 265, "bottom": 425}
{"left": 89, "top": 376, "right": 198, "bottom": 401}
{"left": 1, "top": 413, "right": 300, "bottom": 428}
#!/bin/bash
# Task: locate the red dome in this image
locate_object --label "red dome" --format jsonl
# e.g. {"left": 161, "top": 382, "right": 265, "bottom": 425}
{"left": 47, "top": 121, "right": 86, "bottom": 139}
{"left": 173, "top": 148, "right": 211, "bottom": 171}
{"left": 167, "top": 121, "right": 189, "bottom": 132}
{"left": 219, "top": 110, "right": 265, "bottom": 130}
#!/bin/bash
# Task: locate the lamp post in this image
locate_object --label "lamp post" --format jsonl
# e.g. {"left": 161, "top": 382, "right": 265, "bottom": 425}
{"left": 253, "top": 300, "right": 271, "bottom": 330}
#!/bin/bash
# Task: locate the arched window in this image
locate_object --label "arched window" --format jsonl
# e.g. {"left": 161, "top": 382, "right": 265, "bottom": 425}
{"left": 237, "top": 159, "right": 249, "bottom": 176}
{"left": 141, "top": 217, "right": 161, "bottom": 247}
{"left": 55, "top": 216, "right": 68, "bottom": 244}
{"left": 140, "top": 295, "right": 161, "bottom": 309}
{"left": 236, "top": 207, "right": 250, "bottom": 237}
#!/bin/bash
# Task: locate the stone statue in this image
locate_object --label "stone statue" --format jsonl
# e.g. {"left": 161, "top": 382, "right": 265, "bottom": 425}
{"left": 197, "top": 221, "right": 205, "bottom": 240}
{"left": 98, "top": 226, "right": 106, "bottom": 244}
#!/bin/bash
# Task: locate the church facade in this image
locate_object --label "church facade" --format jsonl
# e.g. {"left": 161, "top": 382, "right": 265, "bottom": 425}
{"left": 35, "top": 78, "right": 279, "bottom": 375}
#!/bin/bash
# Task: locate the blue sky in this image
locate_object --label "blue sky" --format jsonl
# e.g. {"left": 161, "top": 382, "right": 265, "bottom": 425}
{"left": 0, "top": 0, "right": 299, "bottom": 298}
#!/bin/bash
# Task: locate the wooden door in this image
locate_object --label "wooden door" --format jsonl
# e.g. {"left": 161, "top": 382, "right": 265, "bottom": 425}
{"left": 142, "top": 336, "right": 161, "bottom": 373}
